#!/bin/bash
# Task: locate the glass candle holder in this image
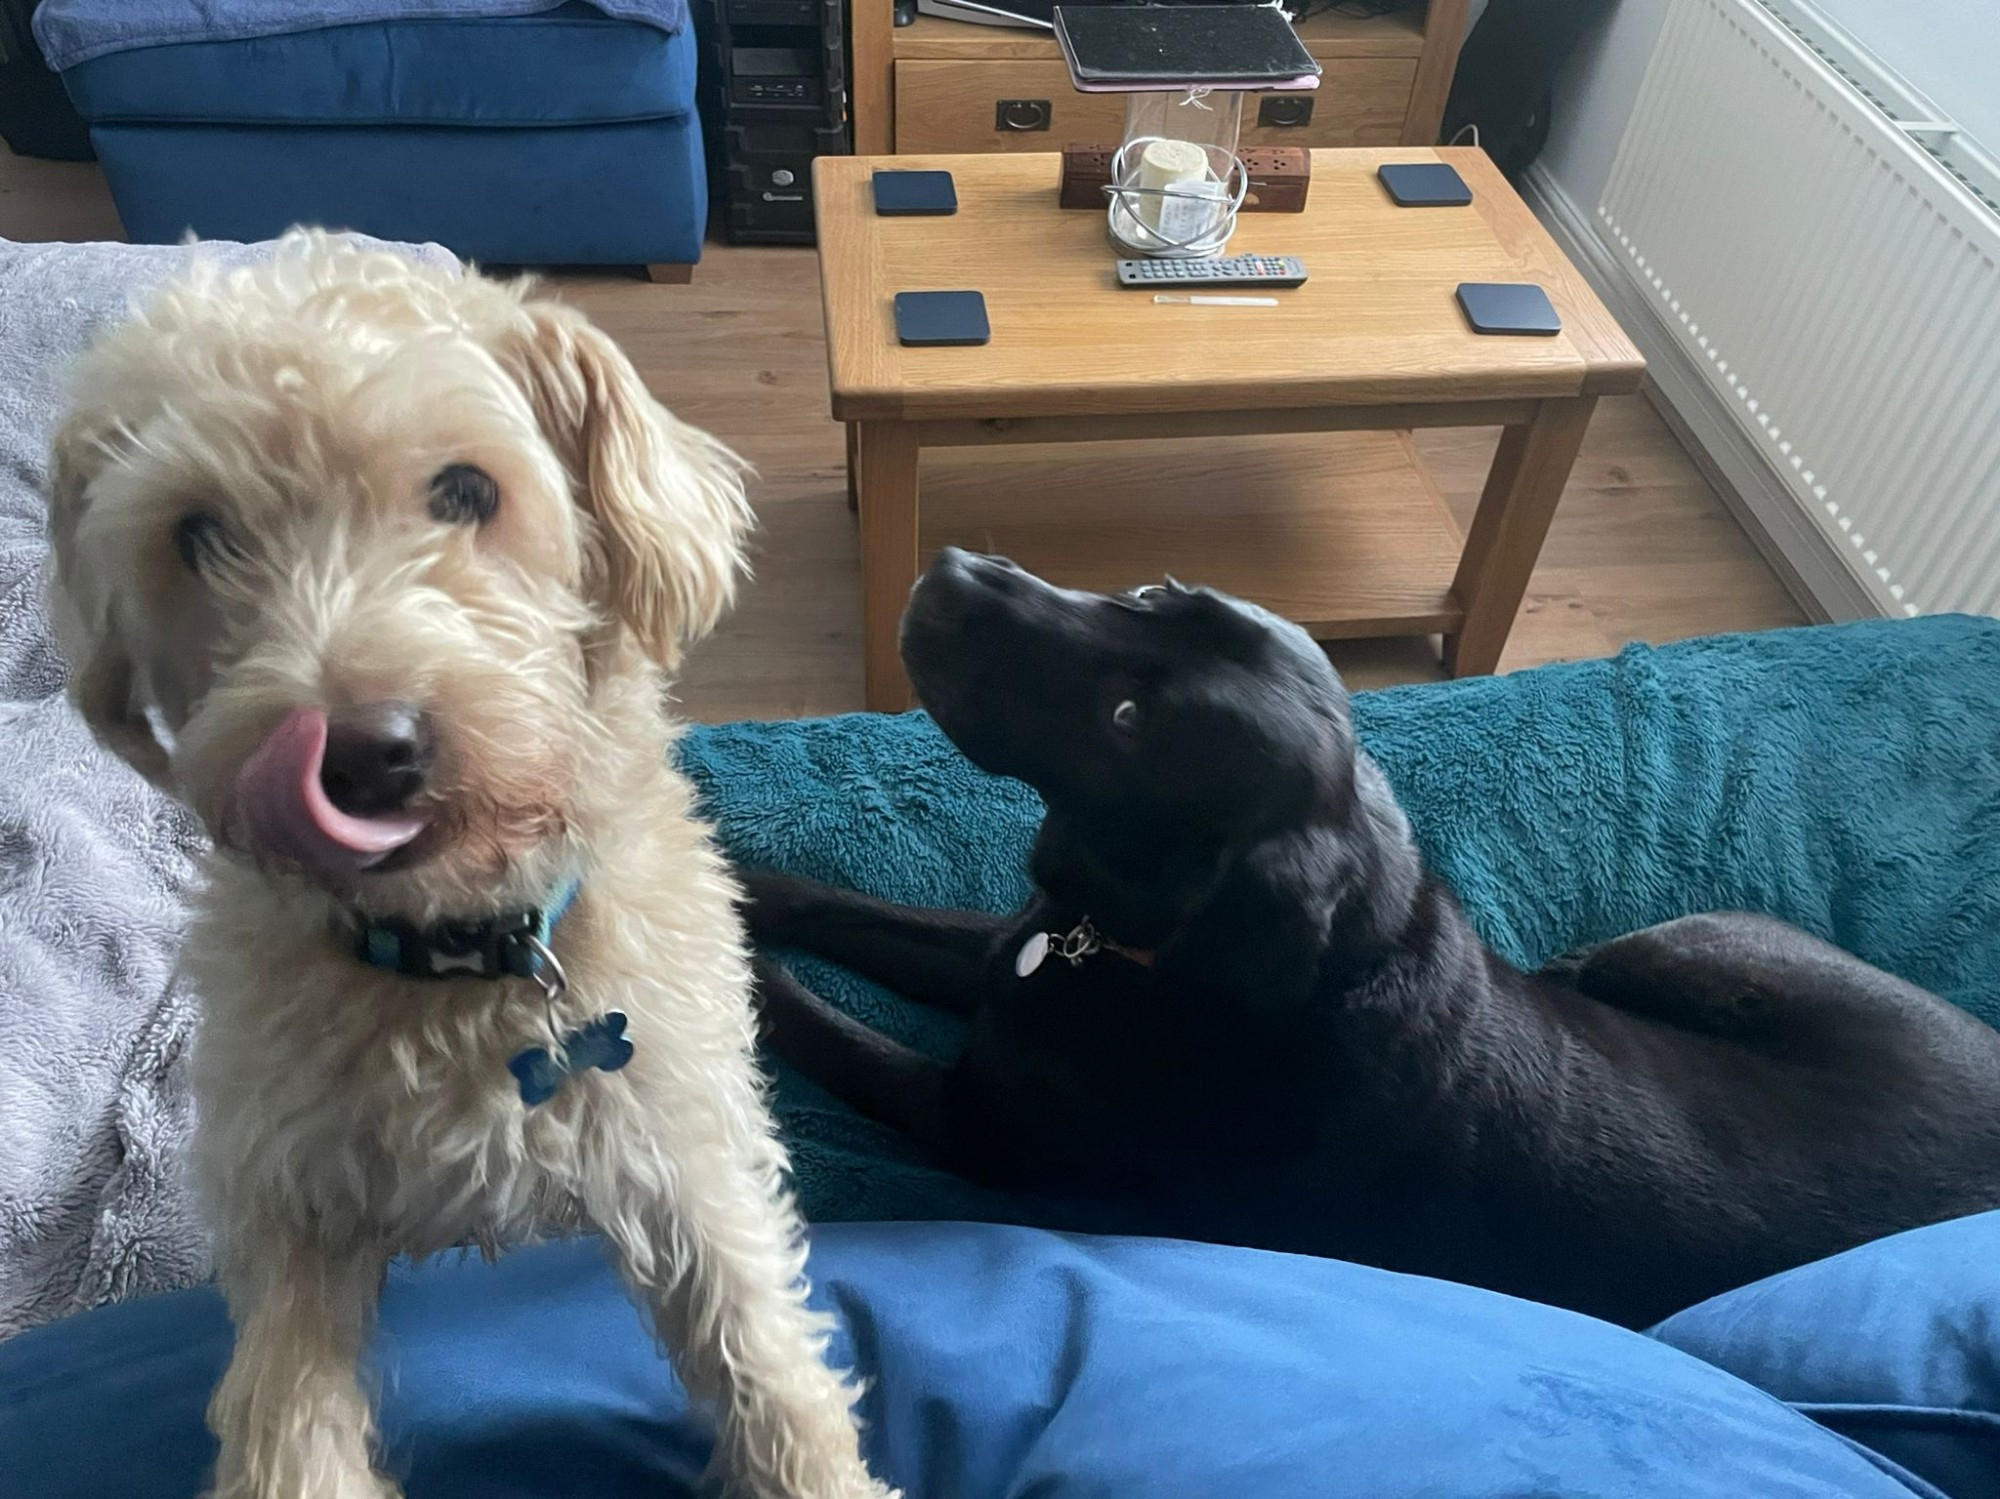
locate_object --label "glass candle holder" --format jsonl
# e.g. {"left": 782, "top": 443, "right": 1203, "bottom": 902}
{"left": 1106, "top": 87, "right": 1248, "bottom": 259}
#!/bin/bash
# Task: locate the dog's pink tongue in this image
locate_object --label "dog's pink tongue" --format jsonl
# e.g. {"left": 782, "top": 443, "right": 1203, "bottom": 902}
{"left": 232, "top": 707, "right": 427, "bottom": 879}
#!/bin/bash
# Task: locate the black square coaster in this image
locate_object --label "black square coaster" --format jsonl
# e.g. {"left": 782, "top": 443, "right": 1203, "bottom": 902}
{"left": 873, "top": 169, "right": 958, "bottom": 216}
{"left": 893, "top": 290, "right": 990, "bottom": 346}
{"left": 1456, "top": 282, "right": 1562, "bottom": 336}
{"left": 1379, "top": 162, "right": 1473, "bottom": 207}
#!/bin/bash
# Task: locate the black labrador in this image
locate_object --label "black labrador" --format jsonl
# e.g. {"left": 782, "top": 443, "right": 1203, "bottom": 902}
{"left": 747, "top": 548, "right": 2000, "bottom": 1327}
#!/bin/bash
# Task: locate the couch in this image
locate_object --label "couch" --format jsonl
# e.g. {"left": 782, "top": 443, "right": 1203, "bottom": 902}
{"left": 32, "top": 1, "right": 707, "bottom": 275}
{"left": 3, "top": 233, "right": 1997, "bottom": 1499}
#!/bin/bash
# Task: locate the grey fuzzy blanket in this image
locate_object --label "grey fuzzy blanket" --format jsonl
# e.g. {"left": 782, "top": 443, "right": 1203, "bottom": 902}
{"left": 0, "top": 234, "right": 451, "bottom": 1338}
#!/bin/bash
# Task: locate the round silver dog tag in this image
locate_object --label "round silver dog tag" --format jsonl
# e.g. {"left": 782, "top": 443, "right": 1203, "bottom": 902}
{"left": 1015, "top": 932, "right": 1049, "bottom": 978}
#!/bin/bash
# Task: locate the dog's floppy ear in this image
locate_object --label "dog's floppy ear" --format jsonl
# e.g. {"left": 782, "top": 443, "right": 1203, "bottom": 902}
{"left": 504, "top": 301, "right": 753, "bottom": 669}
{"left": 46, "top": 419, "right": 175, "bottom": 790}
{"left": 1160, "top": 833, "right": 1344, "bottom": 1017}
{"left": 67, "top": 625, "right": 174, "bottom": 790}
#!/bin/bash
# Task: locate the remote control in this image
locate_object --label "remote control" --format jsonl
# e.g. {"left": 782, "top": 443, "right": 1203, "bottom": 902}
{"left": 1116, "top": 255, "right": 1307, "bottom": 289}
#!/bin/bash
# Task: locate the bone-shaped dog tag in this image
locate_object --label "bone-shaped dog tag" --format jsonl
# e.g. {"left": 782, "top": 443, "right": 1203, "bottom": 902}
{"left": 1015, "top": 931, "right": 1049, "bottom": 979}
{"left": 509, "top": 1011, "right": 634, "bottom": 1107}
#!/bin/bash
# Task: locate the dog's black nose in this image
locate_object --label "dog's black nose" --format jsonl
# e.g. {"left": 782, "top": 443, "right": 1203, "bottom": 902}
{"left": 932, "top": 545, "right": 977, "bottom": 577}
{"left": 320, "top": 703, "right": 434, "bottom": 817}
{"left": 950, "top": 547, "right": 1016, "bottom": 572}
{"left": 933, "top": 548, "right": 1025, "bottom": 588}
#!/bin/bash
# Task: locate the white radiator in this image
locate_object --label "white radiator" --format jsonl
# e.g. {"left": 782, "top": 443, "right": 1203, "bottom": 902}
{"left": 1598, "top": 0, "right": 2000, "bottom": 619}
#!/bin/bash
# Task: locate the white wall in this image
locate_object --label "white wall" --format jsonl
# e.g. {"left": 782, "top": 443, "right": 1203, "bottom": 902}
{"left": 1812, "top": 0, "right": 2000, "bottom": 152}
{"left": 1535, "top": 0, "right": 1671, "bottom": 212}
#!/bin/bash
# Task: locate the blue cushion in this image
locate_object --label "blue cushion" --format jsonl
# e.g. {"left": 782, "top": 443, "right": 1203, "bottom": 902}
{"left": 61, "top": 4, "right": 693, "bottom": 128}
{"left": 34, "top": 2, "right": 688, "bottom": 71}
{"left": 676, "top": 615, "right": 2000, "bottom": 1228}
{"left": 92, "top": 116, "right": 706, "bottom": 264}
{"left": 1653, "top": 1210, "right": 2000, "bottom": 1499}
{"left": 0, "top": 1224, "right": 1941, "bottom": 1499}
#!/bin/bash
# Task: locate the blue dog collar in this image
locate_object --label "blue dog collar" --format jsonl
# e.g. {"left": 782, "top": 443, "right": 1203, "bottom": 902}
{"left": 349, "top": 878, "right": 628, "bottom": 1107}
{"left": 353, "top": 878, "right": 582, "bottom": 983}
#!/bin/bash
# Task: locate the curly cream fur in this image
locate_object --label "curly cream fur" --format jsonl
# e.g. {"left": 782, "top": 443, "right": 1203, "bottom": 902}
{"left": 46, "top": 233, "right": 892, "bottom": 1499}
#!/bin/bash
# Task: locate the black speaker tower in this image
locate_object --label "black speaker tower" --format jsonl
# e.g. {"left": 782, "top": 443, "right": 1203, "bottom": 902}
{"left": 696, "top": 0, "right": 849, "bottom": 244}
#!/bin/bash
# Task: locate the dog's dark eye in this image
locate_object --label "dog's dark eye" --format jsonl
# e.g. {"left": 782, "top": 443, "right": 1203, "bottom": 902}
{"left": 428, "top": 464, "right": 500, "bottom": 526}
{"left": 173, "top": 511, "right": 231, "bottom": 573}
{"left": 1111, "top": 699, "right": 1140, "bottom": 734}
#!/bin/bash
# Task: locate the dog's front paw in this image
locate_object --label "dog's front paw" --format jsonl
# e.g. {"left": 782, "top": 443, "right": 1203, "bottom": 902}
{"left": 208, "top": 1476, "right": 400, "bottom": 1499}
{"left": 783, "top": 1475, "right": 899, "bottom": 1499}
{"left": 729, "top": 1446, "right": 898, "bottom": 1499}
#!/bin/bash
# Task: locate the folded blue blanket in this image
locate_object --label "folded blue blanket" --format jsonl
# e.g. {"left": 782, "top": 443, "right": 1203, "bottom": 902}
{"left": 679, "top": 615, "right": 2000, "bottom": 1228}
{"left": 33, "top": 0, "right": 684, "bottom": 72}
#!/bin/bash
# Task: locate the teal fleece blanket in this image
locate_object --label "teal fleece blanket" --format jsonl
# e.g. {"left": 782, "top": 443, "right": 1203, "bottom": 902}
{"left": 679, "top": 615, "right": 2000, "bottom": 1227}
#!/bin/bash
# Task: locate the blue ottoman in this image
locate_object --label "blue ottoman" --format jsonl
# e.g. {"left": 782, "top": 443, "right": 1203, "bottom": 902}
{"left": 38, "top": 3, "right": 706, "bottom": 272}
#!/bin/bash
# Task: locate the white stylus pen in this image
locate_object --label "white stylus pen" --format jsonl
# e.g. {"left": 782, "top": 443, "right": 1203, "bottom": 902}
{"left": 1152, "top": 294, "right": 1281, "bottom": 307}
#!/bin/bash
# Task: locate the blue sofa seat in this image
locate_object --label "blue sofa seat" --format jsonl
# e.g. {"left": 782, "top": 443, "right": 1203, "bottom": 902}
{"left": 49, "top": 3, "right": 707, "bottom": 267}
{"left": 7, "top": 1217, "right": 1990, "bottom": 1499}
{"left": 59, "top": 8, "right": 697, "bottom": 128}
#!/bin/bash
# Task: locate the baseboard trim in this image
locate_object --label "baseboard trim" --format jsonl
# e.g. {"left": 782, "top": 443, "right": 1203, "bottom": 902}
{"left": 1519, "top": 161, "right": 1881, "bottom": 625}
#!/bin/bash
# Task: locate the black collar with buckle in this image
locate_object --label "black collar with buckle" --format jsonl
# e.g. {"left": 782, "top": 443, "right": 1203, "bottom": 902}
{"left": 352, "top": 878, "right": 580, "bottom": 984}
{"left": 1014, "top": 915, "right": 1157, "bottom": 978}
{"left": 345, "top": 879, "right": 631, "bottom": 1108}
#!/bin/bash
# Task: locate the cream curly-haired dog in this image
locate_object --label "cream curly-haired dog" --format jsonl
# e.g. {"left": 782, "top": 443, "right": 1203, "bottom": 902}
{"left": 46, "top": 233, "right": 892, "bottom": 1499}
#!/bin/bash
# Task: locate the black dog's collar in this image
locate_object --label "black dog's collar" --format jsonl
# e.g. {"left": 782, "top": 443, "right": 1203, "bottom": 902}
{"left": 353, "top": 878, "right": 581, "bottom": 983}
{"left": 1015, "top": 916, "right": 1156, "bottom": 978}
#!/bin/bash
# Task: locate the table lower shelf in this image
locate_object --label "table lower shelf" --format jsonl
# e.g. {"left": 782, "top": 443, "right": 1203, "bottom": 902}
{"left": 914, "top": 428, "right": 1468, "bottom": 639}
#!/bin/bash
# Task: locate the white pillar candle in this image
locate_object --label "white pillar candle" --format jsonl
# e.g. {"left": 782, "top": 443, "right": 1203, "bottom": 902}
{"left": 1134, "top": 137, "right": 1209, "bottom": 235}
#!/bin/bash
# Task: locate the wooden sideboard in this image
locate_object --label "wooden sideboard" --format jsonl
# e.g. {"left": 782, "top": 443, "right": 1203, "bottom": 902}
{"left": 849, "top": 0, "right": 1469, "bottom": 157}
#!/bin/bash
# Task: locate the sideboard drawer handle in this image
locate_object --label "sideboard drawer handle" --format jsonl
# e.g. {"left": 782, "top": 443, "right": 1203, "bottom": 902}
{"left": 995, "top": 98, "right": 1052, "bottom": 132}
{"left": 1258, "top": 95, "right": 1315, "bottom": 129}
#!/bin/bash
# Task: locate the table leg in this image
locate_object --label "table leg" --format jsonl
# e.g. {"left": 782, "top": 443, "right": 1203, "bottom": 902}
{"left": 845, "top": 423, "right": 859, "bottom": 513}
{"left": 855, "top": 420, "right": 921, "bottom": 712}
{"left": 1443, "top": 396, "right": 1597, "bottom": 677}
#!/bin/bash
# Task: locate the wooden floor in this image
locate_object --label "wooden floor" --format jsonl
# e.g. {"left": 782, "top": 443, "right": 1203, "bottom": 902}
{"left": 1, "top": 145, "right": 1807, "bottom": 722}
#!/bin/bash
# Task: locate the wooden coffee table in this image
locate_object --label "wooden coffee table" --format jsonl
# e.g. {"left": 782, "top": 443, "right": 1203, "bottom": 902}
{"left": 813, "top": 147, "right": 1644, "bottom": 710}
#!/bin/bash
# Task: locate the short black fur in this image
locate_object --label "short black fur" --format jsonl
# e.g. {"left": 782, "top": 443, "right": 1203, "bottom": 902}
{"left": 748, "top": 550, "right": 2000, "bottom": 1327}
